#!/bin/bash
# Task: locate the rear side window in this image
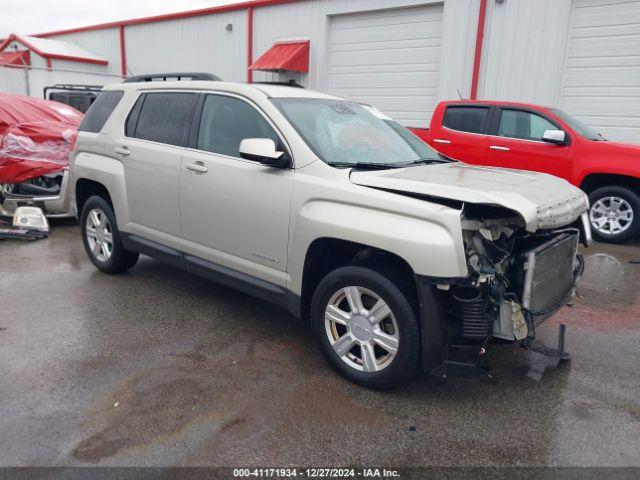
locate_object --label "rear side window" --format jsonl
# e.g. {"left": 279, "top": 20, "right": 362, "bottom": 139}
{"left": 78, "top": 90, "right": 124, "bottom": 133}
{"left": 131, "top": 92, "right": 198, "bottom": 147}
{"left": 442, "top": 106, "right": 489, "bottom": 134}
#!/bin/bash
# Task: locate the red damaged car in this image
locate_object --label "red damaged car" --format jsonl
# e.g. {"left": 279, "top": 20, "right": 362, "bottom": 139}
{"left": 411, "top": 101, "right": 640, "bottom": 243}
{"left": 0, "top": 93, "right": 83, "bottom": 218}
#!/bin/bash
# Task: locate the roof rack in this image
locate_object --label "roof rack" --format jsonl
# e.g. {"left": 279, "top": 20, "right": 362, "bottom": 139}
{"left": 253, "top": 80, "right": 304, "bottom": 88}
{"left": 123, "top": 72, "right": 221, "bottom": 83}
{"left": 43, "top": 83, "right": 103, "bottom": 98}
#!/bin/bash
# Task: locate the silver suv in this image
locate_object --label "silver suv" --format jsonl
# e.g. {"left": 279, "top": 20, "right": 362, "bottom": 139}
{"left": 71, "top": 76, "right": 590, "bottom": 388}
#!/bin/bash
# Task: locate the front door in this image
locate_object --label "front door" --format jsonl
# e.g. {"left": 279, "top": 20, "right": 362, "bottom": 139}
{"left": 180, "top": 93, "right": 293, "bottom": 288}
{"left": 485, "top": 108, "right": 572, "bottom": 178}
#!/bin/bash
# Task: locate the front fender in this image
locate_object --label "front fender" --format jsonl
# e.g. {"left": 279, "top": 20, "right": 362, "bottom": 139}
{"left": 287, "top": 199, "right": 467, "bottom": 295}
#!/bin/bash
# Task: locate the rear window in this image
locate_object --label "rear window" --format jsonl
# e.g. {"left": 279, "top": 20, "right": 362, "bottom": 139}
{"left": 129, "top": 92, "right": 198, "bottom": 147}
{"left": 78, "top": 90, "right": 124, "bottom": 133}
{"left": 442, "top": 106, "right": 489, "bottom": 134}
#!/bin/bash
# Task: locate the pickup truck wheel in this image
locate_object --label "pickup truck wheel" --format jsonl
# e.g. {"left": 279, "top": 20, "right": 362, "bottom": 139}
{"left": 588, "top": 186, "right": 640, "bottom": 243}
{"left": 80, "top": 196, "right": 139, "bottom": 274}
{"left": 311, "top": 266, "right": 420, "bottom": 389}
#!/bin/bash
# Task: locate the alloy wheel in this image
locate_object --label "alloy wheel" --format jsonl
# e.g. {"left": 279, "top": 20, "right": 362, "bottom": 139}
{"left": 324, "top": 286, "right": 399, "bottom": 372}
{"left": 85, "top": 208, "right": 114, "bottom": 262}
{"left": 589, "top": 196, "right": 634, "bottom": 236}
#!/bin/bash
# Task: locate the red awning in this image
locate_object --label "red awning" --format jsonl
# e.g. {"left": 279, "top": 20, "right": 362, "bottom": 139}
{"left": 249, "top": 40, "right": 310, "bottom": 73}
{"left": 0, "top": 50, "right": 30, "bottom": 67}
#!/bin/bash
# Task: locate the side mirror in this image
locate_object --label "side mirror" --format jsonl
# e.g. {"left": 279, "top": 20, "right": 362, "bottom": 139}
{"left": 239, "top": 138, "right": 289, "bottom": 167}
{"left": 542, "top": 129, "right": 567, "bottom": 145}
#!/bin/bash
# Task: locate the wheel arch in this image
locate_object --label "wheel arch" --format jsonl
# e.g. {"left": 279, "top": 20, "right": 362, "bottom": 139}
{"left": 580, "top": 173, "right": 640, "bottom": 194}
{"left": 75, "top": 178, "right": 113, "bottom": 215}
{"left": 299, "top": 237, "right": 419, "bottom": 321}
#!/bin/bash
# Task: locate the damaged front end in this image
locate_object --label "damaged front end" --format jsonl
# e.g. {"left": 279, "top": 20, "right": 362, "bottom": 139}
{"left": 425, "top": 203, "right": 588, "bottom": 378}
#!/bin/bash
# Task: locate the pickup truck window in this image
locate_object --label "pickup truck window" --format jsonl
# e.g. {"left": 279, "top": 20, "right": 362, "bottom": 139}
{"left": 442, "top": 106, "right": 489, "bottom": 134}
{"left": 273, "top": 99, "right": 440, "bottom": 166}
{"left": 498, "top": 109, "right": 557, "bottom": 142}
{"left": 197, "top": 94, "right": 279, "bottom": 158}
{"left": 548, "top": 107, "right": 604, "bottom": 141}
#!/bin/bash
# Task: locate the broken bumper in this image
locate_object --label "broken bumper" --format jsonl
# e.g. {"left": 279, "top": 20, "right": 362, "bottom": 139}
{"left": 0, "top": 169, "right": 74, "bottom": 218}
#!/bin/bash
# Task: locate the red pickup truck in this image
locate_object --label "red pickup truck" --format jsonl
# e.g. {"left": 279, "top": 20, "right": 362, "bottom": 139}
{"left": 410, "top": 101, "right": 640, "bottom": 243}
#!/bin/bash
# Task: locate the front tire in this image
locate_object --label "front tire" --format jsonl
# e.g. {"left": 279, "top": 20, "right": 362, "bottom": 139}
{"left": 588, "top": 186, "right": 640, "bottom": 243}
{"left": 310, "top": 266, "right": 421, "bottom": 389}
{"left": 80, "top": 195, "right": 139, "bottom": 274}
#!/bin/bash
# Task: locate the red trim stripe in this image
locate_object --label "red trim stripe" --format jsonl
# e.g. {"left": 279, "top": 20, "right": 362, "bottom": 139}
{"left": 35, "top": 0, "right": 300, "bottom": 38}
{"left": 470, "top": 0, "right": 487, "bottom": 100}
{"left": 119, "top": 25, "right": 127, "bottom": 77}
{"left": 247, "top": 6, "right": 254, "bottom": 83}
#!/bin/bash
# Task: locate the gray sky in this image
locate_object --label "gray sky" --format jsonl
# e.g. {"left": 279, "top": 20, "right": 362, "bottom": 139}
{"left": 1, "top": 0, "right": 237, "bottom": 37}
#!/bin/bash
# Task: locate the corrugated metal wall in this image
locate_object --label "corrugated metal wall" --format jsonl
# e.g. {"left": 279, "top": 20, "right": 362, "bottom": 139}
{"left": 3, "top": 0, "right": 639, "bottom": 139}
{"left": 125, "top": 10, "right": 248, "bottom": 81}
{"left": 477, "top": 0, "right": 573, "bottom": 105}
{"left": 559, "top": 0, "right": 640, "bottom": 142}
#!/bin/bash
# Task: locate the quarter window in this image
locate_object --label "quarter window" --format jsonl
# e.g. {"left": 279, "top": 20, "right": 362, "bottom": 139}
{"left": 442, "top": 106, "right": 489, "bottom": 134}
{"left": 197, "top": 94, "right": 279, "bottom": 157}
{"left": 498, "top": 109, "right": 557, "bottom": 141}
{"left": 132, "top": 92, "right": 198, "bottom": 147}
{"left": 78, "top": 90, "right": 124, "bottom": 133}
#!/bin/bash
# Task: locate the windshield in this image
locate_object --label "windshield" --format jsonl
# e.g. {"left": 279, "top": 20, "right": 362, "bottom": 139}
{"left": 273, "top": 98, "right": 444, "bottom": 166}
{"left": 549, "top": 107, "right": 605, "bottom": 141}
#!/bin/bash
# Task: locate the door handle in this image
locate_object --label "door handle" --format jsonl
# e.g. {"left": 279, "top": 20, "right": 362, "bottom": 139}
{"left": 490, "top": 145, "right": 510, "bottom": 151}
{"left": 185, "top": 162, "right": 208, "bottom": 174}
{"left": 114, "top": 146, "right": 130, "bottom": 156}
{"left": 433, "top": 139, "right": 451, "bottom": 144}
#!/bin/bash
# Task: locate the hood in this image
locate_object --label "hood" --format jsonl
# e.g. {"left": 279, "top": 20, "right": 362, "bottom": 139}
{"left": 589, "top": 139, "right": 640, "bottom": 157}
{"left": 350, "top": 162, "right": 588, "bottom": 232}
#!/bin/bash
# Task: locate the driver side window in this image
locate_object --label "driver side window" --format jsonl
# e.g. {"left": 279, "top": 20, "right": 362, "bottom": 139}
{"left": 197, "top": 94, "right": 279, "bottom": 158}
{"left": 498, "top": 109, "right": 557, "bottom": 141}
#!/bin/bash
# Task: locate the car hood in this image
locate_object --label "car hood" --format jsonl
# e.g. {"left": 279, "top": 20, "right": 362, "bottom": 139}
{"left": 590, "top": 139, "right": 640, "bottom": 157}
{"left": 350, "top": 162, "right": 588, "bottom": 232}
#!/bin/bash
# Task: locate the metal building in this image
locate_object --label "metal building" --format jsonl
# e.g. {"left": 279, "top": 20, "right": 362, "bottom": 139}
{"left": 0, "top": 0, "right": 638, "bottom": 141}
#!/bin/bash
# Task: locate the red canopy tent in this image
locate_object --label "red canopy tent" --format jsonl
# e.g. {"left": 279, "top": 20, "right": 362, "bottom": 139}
{"left": 0, "top": 93, "right": 83, "bottom": 184}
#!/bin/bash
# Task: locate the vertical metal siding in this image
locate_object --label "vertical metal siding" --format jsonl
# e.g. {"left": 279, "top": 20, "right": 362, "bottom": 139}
{"left": 124, "top": 10, "right": 248, "bottom": 81}
{"left": 560, "top": 0, "right": 640, "bottom": 142}
{"left": 252, "top": 0, "right": 476, "bottom": 125}
{"left": 327, "top": 4, "right": 444, "bottom": 126}
{"left": 477, "top": 0, "right": 573, "bottom": 105}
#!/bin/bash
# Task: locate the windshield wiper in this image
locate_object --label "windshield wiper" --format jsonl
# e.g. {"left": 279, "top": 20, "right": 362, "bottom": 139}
{"left": 328, "top": 156, "right": 452, "bottom": 170}
{"left": 327, "top": 161, "right": 407, "bottom": 170}
{"left": 404, "top": 156, "right": 453, "bottom": 165}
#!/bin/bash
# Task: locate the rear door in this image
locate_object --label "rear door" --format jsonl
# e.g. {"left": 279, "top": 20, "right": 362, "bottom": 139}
{"left": 179, "top": 93, "right": 293, "bottom": 288}
{"left": 431, "top": 105, "right": 491, "bottom": 164}
{"left": 485, "top": 108, "right": 572, "bottom": 177}
{"left": 118, "top": 91, "right": 198, "bottom": 250}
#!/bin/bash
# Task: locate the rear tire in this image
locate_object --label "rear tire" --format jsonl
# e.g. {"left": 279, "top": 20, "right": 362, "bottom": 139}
{"left": 80, "top": 195, "right": 139, "bottom": 274}
{"left": 310, "top": 266, "right": 421, "bottom": 389}
{"left": 588, "top": 186, "right": 640, "bottom": 243}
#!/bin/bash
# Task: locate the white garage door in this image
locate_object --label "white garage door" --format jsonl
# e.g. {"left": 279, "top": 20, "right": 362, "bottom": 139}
{"left": 328, "top": 4, "right": 443, "bottom": 127}
{"left": 559, "top": 0, "right": 640, "bottom": 142}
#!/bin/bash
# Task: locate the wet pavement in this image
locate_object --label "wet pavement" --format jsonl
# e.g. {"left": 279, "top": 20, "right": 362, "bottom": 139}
{"left": 0, "top": 223, "right": 639, "bottom": 467}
